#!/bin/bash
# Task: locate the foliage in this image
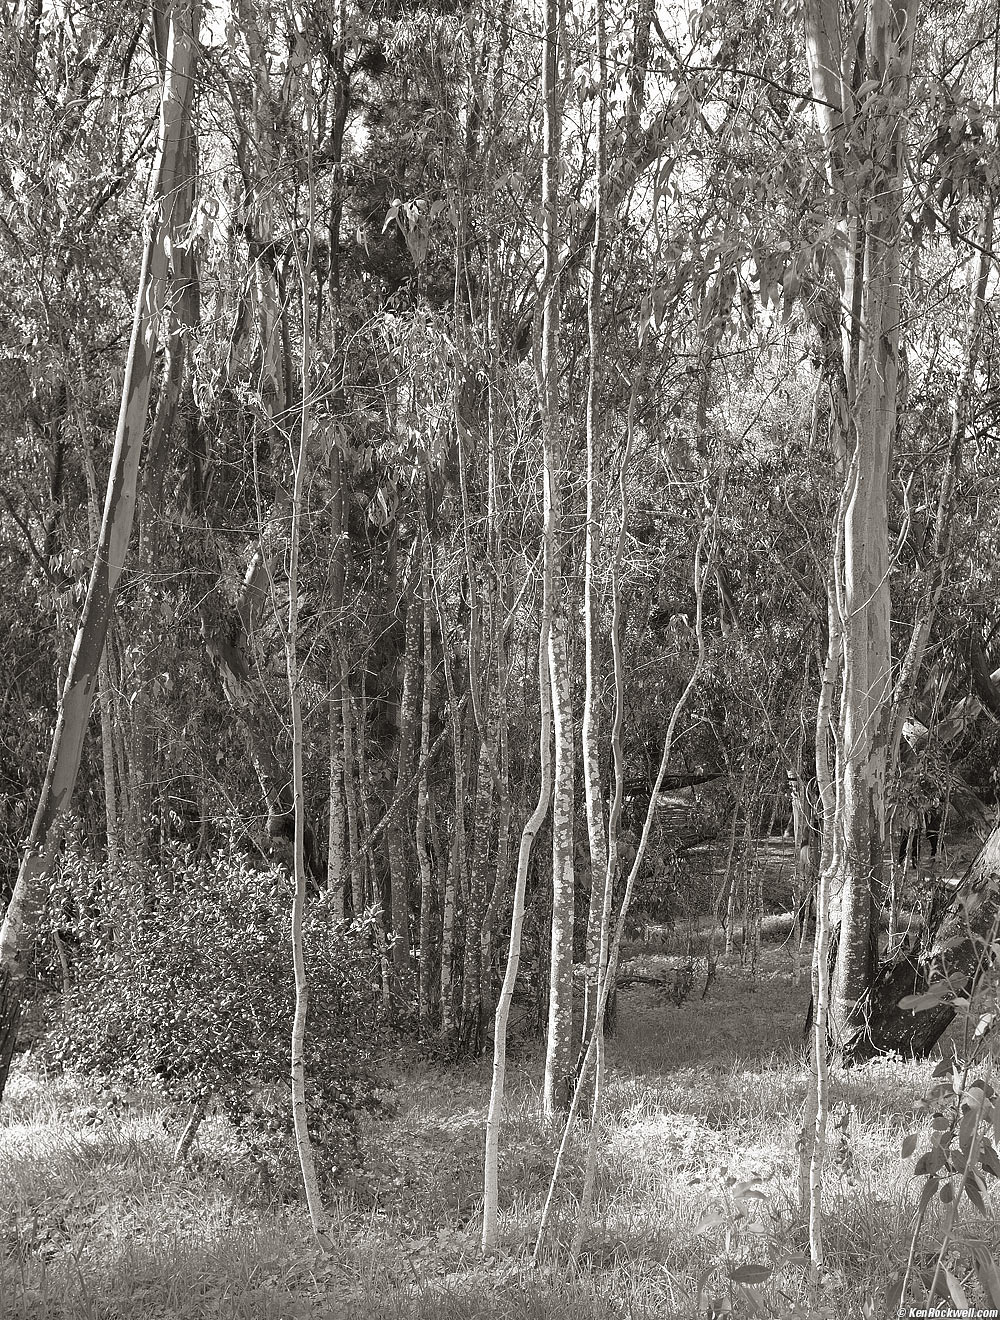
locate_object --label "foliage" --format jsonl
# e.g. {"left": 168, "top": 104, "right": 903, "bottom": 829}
{"left": 893, "top": 1054, "right": 1000, "bottom": 1311}
{"left": 44, "top": 848, "right": 385, "bottom": 1182}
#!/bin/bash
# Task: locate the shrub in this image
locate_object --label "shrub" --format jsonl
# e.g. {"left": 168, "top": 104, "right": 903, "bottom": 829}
{"left": 44, "top": 847, "right": 384, "bottom": 1184}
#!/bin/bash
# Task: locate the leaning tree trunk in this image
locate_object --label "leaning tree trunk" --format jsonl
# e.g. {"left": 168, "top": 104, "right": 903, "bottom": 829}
{"left": 0, "top": 0, "right": 199, "bottom": 1105}
{"left": 840, "top": 824, "right": 1000, "bottom": 1065}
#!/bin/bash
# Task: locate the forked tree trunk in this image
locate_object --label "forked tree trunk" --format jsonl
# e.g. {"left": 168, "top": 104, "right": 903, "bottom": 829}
{"left": 0, "top": 0, "right": 200, "bottom": 1105}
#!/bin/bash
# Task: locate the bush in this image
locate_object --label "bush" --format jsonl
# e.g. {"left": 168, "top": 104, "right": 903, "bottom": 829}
{"left": 45, "top": 847, "right": 384, "bottom": 1183}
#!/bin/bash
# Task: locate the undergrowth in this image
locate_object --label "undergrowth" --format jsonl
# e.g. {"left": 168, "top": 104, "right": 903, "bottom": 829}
{"left": 2, "top": 948, "right": 998, "bottom": 1318}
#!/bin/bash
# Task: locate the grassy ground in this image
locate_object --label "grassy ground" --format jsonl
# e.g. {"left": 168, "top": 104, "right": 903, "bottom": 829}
{"left": 2, "top": 947, "right": 997, "bottom": 1319}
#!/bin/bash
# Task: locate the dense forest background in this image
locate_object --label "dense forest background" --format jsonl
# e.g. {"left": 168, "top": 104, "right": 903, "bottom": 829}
{"left": 3, "top": 0, "right": 1000, "bottom": 1314}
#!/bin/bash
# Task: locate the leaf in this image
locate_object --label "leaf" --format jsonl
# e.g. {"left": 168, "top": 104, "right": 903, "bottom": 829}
{"left": 901, "top": 1133, "right": 919, "bottom": 1158}
{"left": 915, "top": 1148, "right": 945, "bottom": 1177}
{"left": 735, "top": 1283, "right": 770, "bottom": 1316}
{"left": 965, "top": 1170, "right": 989, "bottom": 1215}
{"left": 916, "top": 1176, "right": 940, "bottom": 1215}
{"left": 694, "top": 1209, "right": 728, "bottom": 1235}
{"left": 637, "top": 294, "right": 651, "bottom": 347}
{"left": 979, "top": 1140, "right": 1000, "bottom": 1179}
{"left": 960, "top": 1103, "right": 980, "bottom": 1155}
{"left": 973, "top": 1250, "right": 1000, "bottom": 1306}
{"left": 731, "top": 1180, "right": 768, "bottom": 1201}
{"left": 899, "top": 981, "right": 953, "bottom": 1011}
{"left": 727, "top": 1262, "right": 773, "bottom": 1285}
{"left": 940, "top": 1267, "right": 970, "bottom": 1309}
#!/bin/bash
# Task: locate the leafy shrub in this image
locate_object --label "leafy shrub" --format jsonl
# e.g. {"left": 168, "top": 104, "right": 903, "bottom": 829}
{"left": 44, "top": 847, "right": 384, "bottom": 1183}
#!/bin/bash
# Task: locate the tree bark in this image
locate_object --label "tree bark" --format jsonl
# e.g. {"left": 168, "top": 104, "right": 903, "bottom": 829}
{"left": 544, "top": 611, "right": 576, "bottom": 1116}
{"left": 803, "top": 0, "right": 920, "bottom": 1043}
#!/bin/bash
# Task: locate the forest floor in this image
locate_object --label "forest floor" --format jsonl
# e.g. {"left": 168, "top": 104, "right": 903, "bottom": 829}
{"left": 1, "top": 941, "right": 997, "bottom": 1320}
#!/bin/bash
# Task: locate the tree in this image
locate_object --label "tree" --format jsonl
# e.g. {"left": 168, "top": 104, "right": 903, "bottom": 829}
{"left": 0, "top": 0, "right": 200, "bottom": 1102}
{"left": 803, "top": 0, "right": 920, "bottom": 1042}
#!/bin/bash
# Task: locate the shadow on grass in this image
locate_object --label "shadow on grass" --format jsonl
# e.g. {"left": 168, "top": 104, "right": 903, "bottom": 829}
{"left": 609, "top": 962, "right": 810, "bottom": 1074}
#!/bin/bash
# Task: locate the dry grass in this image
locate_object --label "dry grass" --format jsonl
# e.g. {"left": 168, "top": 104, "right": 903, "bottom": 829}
{"left": 2, "top": 951, "right": 998, "bottom": 1318}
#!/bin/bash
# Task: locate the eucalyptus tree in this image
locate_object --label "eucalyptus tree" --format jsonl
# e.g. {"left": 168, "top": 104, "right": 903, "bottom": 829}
{"left": 0, "top": 0, "right": 201, "bottom": 1100}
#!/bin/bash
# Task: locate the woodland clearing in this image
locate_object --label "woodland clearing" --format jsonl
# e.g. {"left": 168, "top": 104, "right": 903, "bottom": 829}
{"left": 3, "top": 944, "right": 993, "bottom": 1320}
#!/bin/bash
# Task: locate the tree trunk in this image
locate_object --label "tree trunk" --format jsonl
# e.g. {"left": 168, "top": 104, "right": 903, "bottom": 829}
{"left": 285, "top": 100, "right": 328, "bottom": 1237}
{"left": 438, "top": 593, "right": 467, "bottom": 1044}
{"left": 803, "top": 0, "right": 920, "bottom": 1044}
{"left": 460, "top": 735, "right": 493, "bottom": 1056}
{"left": 0, "top": 0, "right": 200, "bottom": 1103}
{"left": 416, "top": 541, "right": 436, "bottom": 1033}
{"left": 386, "top": 552, "right": 421, "bottom": 1002}
{"left": 343, "top": 668, "right": 363, "bottom": 917}
{"left": 544, "top": 612, "right": 575, "bottom": 1116}
{"left": 841, "top": 824, "right": 1000, "bottom": 1065}
{"left": 326, "top": 443, "right": 347, "bottom": 918}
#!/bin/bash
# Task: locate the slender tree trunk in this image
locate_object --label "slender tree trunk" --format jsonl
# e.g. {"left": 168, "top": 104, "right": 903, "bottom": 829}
{"left": 437, "top": 591, "right": 467, "bottom": 1044}
{"left": 479, "top": 647, "right": 513, "bottom": 1039}
{"left": 545, "top": 613, "right": 575, "bottom": 1116}
{"left": 343, "top": 670, "right": 363, "bottom": 916}
{"left": 459, "top": 734, "right": 493, "bottom": 1056}
{"left": 416, "top": 539, "right": 436, "bottom": 1033}
{"left": 285, "top": 90, "right": 328, "bottom": 1238}
{"left": 536, "top": 0, "right": 574, "bottom": 1122}
{"left": 174, "top": 1096, "right": 208, "bottom": 1164}
{"left": 534, "top": 518, "right": 715, "bottom": 1264}
{"left": 79, "top": 422, "right": 122, "bottom": 880}
{"left": 326, "top": 444, "right": 347, "bottom": 917}
{"left": 580, "top": 42, "right": 609, "bottom": 1036}
{"left": 571, "top": 6, "right": 609, "bottom": 1252}
{"left": 482, "top": 523, "right": 557, "bottom": 1247}
{"left": 797, "top": 496, "right": 847, "bottom": 1268}
{"left": 387, "top": 551, "right": 421, "bottom": 1003}
{"left": 0, "top": 0, "right": 200, "bottom": 1103}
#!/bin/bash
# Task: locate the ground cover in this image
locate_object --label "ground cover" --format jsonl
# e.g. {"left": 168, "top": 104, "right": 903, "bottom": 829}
{"left": 1, "top": 949, "right": 996, "bottom": 1318}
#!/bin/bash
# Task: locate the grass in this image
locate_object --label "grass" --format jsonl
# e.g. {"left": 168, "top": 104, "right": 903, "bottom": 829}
{"left": 2, "top": 949, "right": 998, "bottom": 1318}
